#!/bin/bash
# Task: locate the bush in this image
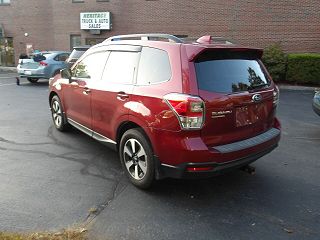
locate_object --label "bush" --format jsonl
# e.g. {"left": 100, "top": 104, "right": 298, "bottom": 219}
{"left": 286, "top": 53, "right": 320, "bottom": 85}
{"left": 262, "top": 43, "right": 287, "bottom": 82}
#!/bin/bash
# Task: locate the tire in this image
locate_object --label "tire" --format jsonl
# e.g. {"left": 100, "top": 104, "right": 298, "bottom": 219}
{"left": 119, "top": 128, "right": 155, "bottom": 189}
{"left": 53, "top": 70, "right": 60, "bottom": 77}
{"left": 50, "top": 95, "right": 69, "bottom": 131}
{"left": 27, "top": 78, "right": 39, "bottom": 83}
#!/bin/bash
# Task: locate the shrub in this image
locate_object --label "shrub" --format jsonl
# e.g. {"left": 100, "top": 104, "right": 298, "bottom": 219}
{"left": 286, "top": 53, "right": 320, "bottom": 85}
{"left": 262, "top": 43, "right": 287, "bottom": 82}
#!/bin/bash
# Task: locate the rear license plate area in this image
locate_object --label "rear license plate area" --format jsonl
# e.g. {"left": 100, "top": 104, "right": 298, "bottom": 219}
{"left": 236, "top": 103, "right": 266, "bottom": 127}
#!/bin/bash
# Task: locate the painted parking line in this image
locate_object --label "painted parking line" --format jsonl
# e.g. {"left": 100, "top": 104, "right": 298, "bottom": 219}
{"left": 0, "top": 76, "right": 17, "bottom": 79}
{"left": 0, "top": 83, "right": 17, "bottom": 87}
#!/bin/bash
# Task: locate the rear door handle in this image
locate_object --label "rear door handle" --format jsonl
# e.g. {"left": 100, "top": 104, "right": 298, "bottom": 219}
{"left": 117, "top": 92, "right": 129, "bottom": 101}
{"left": 83, "top": 87, "right": 91, "bottom": 95}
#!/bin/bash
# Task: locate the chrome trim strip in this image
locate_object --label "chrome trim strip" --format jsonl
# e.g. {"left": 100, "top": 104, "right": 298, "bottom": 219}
{"left": 68, "top": 118, "right": 92, "bottom": 137}
{"left": 67, "top": 118, "right": 116, "bottom": 145}
{"left": 161, "top": 163, "right": 179, "bottom": 169}
{"left": 92, "top": 131, "right": 116, "bottom": 145}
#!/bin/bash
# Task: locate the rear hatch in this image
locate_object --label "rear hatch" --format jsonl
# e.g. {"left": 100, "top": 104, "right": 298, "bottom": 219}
{"left": 194, "top": 49, "right": 276, "bottom": 147}
{"left": 19, "top": 53, "right": 49, "bottom": 69}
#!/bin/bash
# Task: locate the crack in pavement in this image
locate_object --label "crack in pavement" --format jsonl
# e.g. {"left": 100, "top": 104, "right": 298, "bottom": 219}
{"left": 0, "top": 136, "right": 53, "bottom": 146}
{"left": 1, "top": 125, "right": 128, "bottom": 230}
{"left": 47, "top": 125, "right": 89, "bottom": 152}
{"left": 82, "top": 172, "right": 128, "bottom": 227}
{"left": 0, "top": 145, "right": 119, "bottom": 182}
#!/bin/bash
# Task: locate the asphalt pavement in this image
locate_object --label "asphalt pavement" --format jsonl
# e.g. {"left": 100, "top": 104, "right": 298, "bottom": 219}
{"left": 0, "top": 73, "right": 319, "bottom": 240}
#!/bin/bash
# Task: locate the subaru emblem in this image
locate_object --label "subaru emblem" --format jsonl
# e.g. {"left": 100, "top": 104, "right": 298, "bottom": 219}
{"left": 252, "top": 94, "right": 262, "bottom": 102}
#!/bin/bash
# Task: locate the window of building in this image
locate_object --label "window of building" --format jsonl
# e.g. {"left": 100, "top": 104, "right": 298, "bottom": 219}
{"left": 96, "top": 0, "right": 109, "bottom": 2}
{"left": 72, "top": 0, "right": 84, "bottom": 3}
{"left": 70, "top": 35, "right": 81, "bottom": 50}
{"left": 136, "top": 47, "right": 171, "bottom": 85}
{"left": 0, "top": 0, "right": 10, "bottom": 5}
{"left": 73, "top": 51, "right": 109, "bottom": 80}
{"left": 85, "top": 38, "right": 104, "bottom": 46}
{"left": 102, "top": 51, "right": 139, "bottom": 84}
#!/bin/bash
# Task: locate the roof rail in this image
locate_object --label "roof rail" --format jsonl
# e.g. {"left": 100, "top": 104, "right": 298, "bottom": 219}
{"left": 104, "top": 34, "right": 184, "bottom": 43}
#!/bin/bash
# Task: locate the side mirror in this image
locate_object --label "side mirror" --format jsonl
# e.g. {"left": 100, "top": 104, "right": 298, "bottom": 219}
{"left": 60, "top": 68, "right": 72, "bottom": 80}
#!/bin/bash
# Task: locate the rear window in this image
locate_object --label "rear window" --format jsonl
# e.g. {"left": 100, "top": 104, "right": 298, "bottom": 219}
{"left": 195, "top": 52, "right": 270, "bottom": 93}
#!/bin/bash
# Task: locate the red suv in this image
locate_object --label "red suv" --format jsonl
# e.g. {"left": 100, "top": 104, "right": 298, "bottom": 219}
{"left": 49, "top": 34, "right": 281, "bottom": 188}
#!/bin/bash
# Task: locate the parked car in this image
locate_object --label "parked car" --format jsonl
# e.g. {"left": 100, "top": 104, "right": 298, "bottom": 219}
{"left": 17, "top": 51, "right": 70, "bottom": 83}
{"left": 49, "top": 33, "right": 281, "bottom": 189}
{"left": 313, "top": 89, "right": 320, "bottom": 116}
{"left": 65, "top": 45, "right": 90, "bottom": 68}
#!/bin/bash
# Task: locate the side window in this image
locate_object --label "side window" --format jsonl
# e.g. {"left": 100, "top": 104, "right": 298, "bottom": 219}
{"left": 136, "top": 47, "right": 171, "bottom": 85}
{"left": 72, "top": 51, "right": 109, "bottom": 80}
{"left": 54, "top": 53, "right": 69, "bottom": 62}
{"left": 102, "top": 51, "right": 139, "bottom": 84}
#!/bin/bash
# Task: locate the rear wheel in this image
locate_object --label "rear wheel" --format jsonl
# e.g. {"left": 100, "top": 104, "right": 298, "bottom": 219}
{"left": 119, "top": 128, "right": 155, "bottom": 189}
{"left": 27, "top": 78, "right": 39, "bottom": 83}
{"left": 50, "top": 95, "right": 69, "bottom": 131}
{"left": 53, "top": 70, "right": 60, "bottom": 77}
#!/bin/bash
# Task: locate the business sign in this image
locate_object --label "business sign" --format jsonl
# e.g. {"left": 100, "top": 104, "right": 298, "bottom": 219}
{"left": 80, "top": 12, "right": 111, "bottom": 30}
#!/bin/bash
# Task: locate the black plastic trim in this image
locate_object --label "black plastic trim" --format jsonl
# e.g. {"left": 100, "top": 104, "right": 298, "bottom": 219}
{"left": 157, "top": 143, "right": 278, "bottom": 179}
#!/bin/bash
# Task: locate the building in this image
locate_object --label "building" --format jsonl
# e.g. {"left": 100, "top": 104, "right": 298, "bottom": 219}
{"left": 0, "top": 0, "right": 319, "bottom": 66}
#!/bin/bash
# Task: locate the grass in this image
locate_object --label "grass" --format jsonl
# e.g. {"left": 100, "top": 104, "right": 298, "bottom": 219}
{"left": 0, "top": 228, "right": 87, "bottom": 240}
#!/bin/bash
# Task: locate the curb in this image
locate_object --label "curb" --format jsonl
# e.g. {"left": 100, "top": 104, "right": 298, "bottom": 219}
{"left": 0, "top": 66, "right": 17, "bottom": 73}
{"left": 277, "top": 84, "right": 317, "bottom": 91}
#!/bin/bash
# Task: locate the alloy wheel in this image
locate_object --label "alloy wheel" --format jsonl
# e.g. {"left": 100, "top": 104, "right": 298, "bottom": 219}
{"left": 52, "top": 100, "right": 62, "bottom": 128}
{"left": 123, "top": 138, "right": 148, "bottom": 180}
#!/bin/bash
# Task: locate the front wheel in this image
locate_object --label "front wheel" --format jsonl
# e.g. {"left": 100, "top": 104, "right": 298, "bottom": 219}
{"left": 27, "top": 78, "right": 39, "bottom": 83}
{"left": 50, "top": 95, "right": 69, "bottom": 131}
{"left": 119, "top": 129, "right": 155, "bottom": 189}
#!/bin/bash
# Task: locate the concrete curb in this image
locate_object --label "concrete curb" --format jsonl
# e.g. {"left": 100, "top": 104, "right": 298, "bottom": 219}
{"left": 0, "top": 66, "right": 17, "bottom": 73}
{"left": 277, "top": 84, "right": 318, "bottom": 91}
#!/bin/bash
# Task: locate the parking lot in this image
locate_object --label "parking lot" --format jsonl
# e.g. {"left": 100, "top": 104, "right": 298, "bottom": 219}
{"left": 0, "top": 73, "right": 319, "bottom": 240}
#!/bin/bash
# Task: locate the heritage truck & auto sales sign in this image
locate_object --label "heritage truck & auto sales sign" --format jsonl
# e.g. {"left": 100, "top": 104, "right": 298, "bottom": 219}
{"left": 80, "top": 12, "right": 111, "bottom": 30}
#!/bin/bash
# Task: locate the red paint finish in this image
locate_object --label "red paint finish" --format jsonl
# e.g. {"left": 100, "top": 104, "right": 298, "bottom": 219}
{"left": 49, "top": 35, "right": 281, "bottom": 178}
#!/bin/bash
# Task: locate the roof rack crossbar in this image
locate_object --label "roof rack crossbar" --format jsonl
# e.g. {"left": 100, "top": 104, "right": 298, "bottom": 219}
{"left": 104, "top": 34, "right": 184, "bottom": 43}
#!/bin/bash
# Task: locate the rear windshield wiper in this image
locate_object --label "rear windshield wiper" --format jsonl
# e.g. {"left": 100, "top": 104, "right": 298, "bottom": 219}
{"left": 248, "top": 83, "right": 270, "bottom": 90}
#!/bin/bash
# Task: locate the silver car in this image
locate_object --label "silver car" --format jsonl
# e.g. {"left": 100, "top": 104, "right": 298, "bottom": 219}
{"left": 17, "top": 51, "right": 70, "bottom": 83}
{"left": 313, "top": 89, "right": 320, "bottom": 116}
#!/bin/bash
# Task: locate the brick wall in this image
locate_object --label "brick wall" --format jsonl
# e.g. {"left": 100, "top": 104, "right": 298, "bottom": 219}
{"left": 0, "top": 0, "right": 319, "bottom": 64}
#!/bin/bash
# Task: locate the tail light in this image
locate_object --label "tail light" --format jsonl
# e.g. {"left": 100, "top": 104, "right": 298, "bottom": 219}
{"left": 39, "top": 61, "right": 48, "bottom": 66}
{"left": 164, "top": 93, "right": 205, "bottom": 130}
{"left": 273, "top": 85, "right": 279, "bottom": 106}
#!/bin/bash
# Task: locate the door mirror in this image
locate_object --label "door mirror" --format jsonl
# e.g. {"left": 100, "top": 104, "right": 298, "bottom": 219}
{"left": 60, "top": 68, "right": 72, "bottom": 80}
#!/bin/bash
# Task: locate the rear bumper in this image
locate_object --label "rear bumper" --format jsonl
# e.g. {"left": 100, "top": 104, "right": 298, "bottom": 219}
{"left": 17, "top": 67, "right": 49, "bottom": 79}
{"left": 156, "top": 143, "right": 278, "bottom": 179}
{"left": 151, "top": 124, "right": 281, "bottom": 179}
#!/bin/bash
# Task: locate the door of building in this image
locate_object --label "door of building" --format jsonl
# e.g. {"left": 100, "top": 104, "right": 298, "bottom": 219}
{"left": 0, "top": 37, "right": 15, "bottom": 66}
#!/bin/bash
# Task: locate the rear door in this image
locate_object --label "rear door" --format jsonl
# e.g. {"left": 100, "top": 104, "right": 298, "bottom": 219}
{"left": 91, "top": 46, "right": 140, "bottom": 140}
{"left": 194, "top": 49, "right": 275, "bottom": 146}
